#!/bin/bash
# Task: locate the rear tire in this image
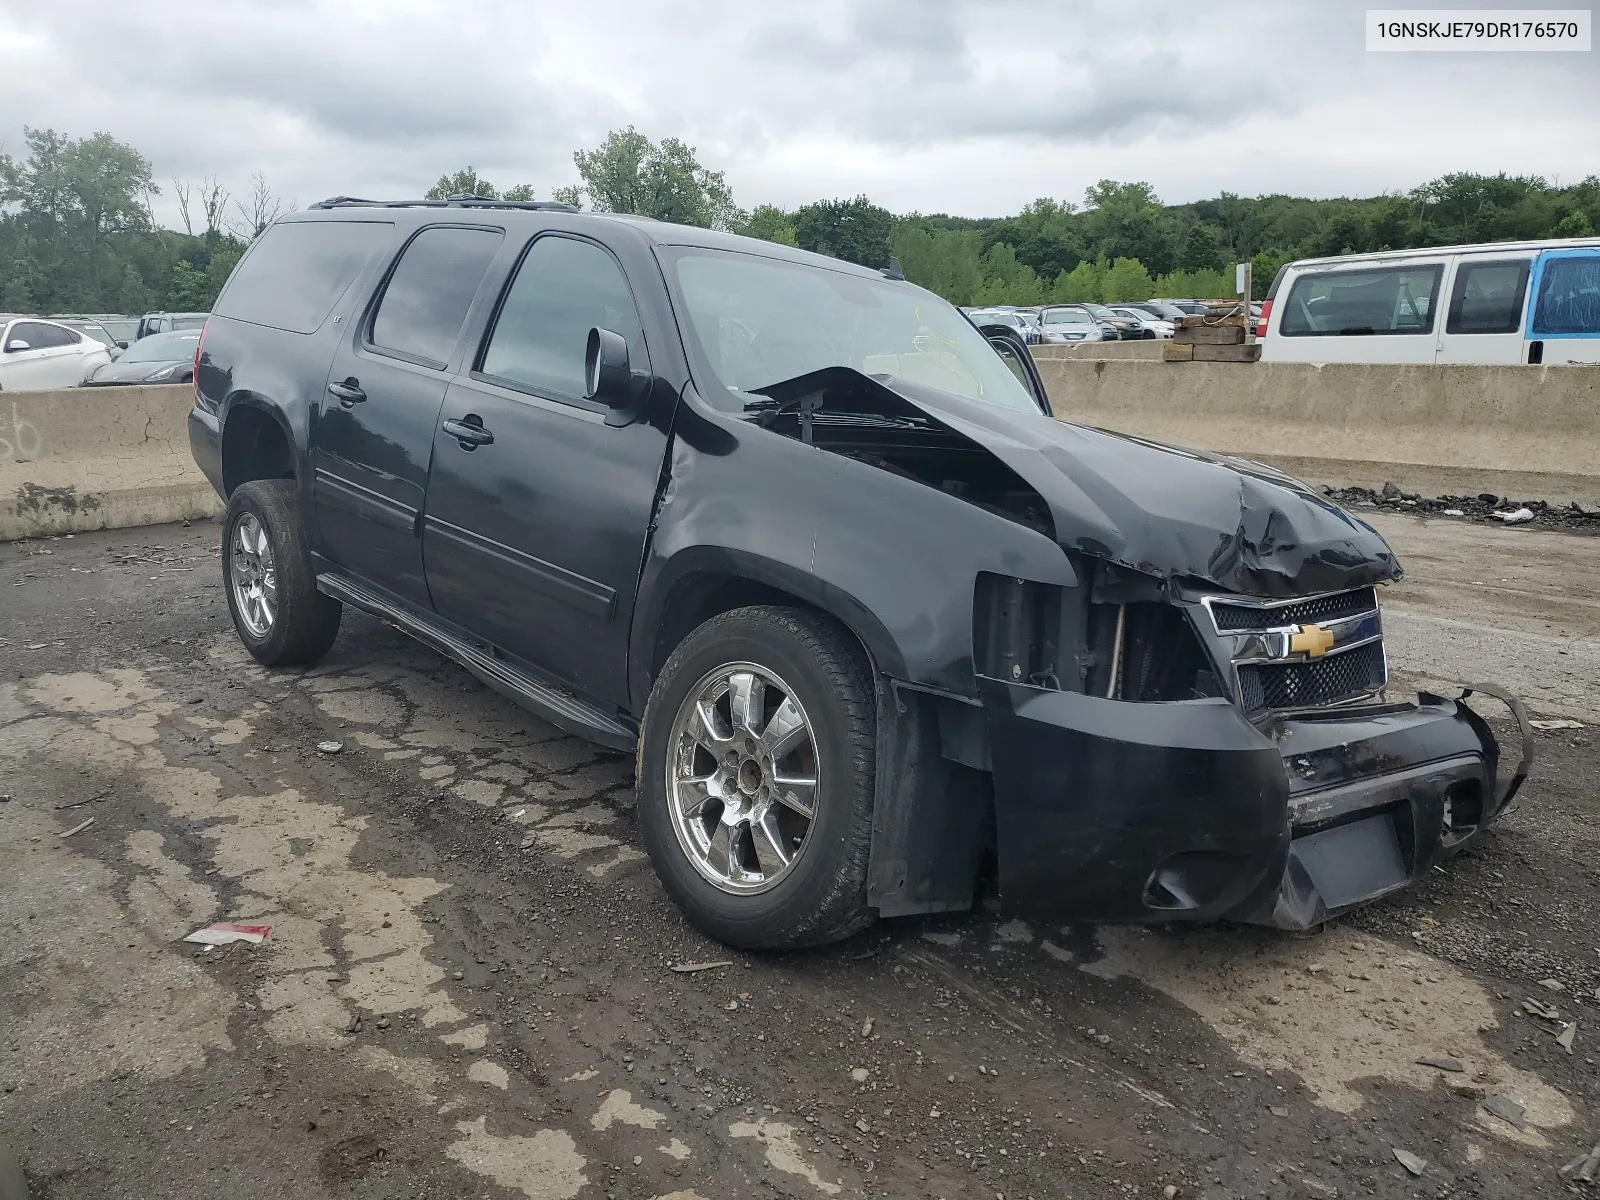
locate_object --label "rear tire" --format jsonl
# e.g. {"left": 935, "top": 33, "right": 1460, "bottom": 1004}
{"left": 637, "top": 606, "right": 877, "bottom": 950}
{"left": 222, "top": 479, "right": 341, "bottom": 666}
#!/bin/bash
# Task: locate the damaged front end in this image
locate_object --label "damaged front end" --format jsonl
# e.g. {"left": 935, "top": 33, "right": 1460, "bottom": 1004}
{"left": 744, "top": 365, "right": 1533, "bottom": 932}
{"left": 974, "top": 570, "right": 1533, "bottom": 931}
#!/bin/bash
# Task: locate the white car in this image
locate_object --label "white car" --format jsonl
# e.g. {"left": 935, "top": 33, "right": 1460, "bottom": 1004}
{"left": 0, "top": 316, "right": 114, "bottom": 391}
{"left": 1108, "top": 306, "right": 1176, "bottom": 339}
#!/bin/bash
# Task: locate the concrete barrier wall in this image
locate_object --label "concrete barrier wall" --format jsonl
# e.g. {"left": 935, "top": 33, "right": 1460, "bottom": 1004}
{"left": 1, "top": 384, "right": 222, "bottom": 540}
{"left": 1036, "top": 359, "right": 1600, "bottom": 507}
{"left": 1033, "top": 339, "right": 1163, "bottom": 361}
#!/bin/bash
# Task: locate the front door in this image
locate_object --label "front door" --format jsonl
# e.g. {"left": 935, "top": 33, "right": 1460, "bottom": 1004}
{"left": 1, "top": 321, "right": 82, "bottom": 390}
{"left": 1436, "top": 256, "right": 1532, "bottom": 364}
{"left": 312, "top": 224, "right": 505, "bottom": 609}
{"left": 1526, "top": 249, "right": 1600, "bottom": 365}
{"left": 423, "top": 232, "right": 669, "bottom": 708}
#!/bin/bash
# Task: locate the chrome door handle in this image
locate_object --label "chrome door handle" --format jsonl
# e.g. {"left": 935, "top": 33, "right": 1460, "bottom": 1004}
{"left": 327, "top": 379, "right": 366, "bottom": 405}
{"left": 443, "top": 417, "right": 494, "bottom": 448}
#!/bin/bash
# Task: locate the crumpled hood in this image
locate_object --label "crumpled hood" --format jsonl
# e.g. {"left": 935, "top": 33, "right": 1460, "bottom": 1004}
{"left": 757, "top": 367, "right": 1401, "bottom": 599}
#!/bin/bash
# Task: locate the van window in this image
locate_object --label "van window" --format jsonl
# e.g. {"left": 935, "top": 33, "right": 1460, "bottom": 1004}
{"left": 369, "top": 226, "right": 504, "bottom": 367}
{"left": 478, "top": 235, "right": 646, "bottom": 400}
{"left": 215, "top": 220, "right": 394, "bottom": 335}
{"left": 1279, "top": 265, "right": 1442, "bottom": 336}
{"left": 1532, "top": 255, "right": 1600, "bottom": 335}
{"left": 1445, "top": 261, "right": 1529, "bottom": 335}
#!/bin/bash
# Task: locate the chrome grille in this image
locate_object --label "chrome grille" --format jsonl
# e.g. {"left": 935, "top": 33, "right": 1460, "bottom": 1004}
{"left": 1210, "top": 587, "right": 1378, "bottom": 632}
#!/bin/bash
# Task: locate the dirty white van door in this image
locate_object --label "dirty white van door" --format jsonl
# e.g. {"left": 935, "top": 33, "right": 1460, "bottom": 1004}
{"left": 1436, "top": 256, "right": 1533, "bottom": 364}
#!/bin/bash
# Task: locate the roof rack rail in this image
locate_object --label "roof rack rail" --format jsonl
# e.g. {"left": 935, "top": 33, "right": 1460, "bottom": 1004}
{"left": 310, "top": 195, "right": 581, "bottom": 213}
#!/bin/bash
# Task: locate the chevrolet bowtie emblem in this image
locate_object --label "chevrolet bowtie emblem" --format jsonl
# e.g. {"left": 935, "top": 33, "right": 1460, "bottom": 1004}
{"left": 1289, "top": 623, "right": 1337, "bottom": 658}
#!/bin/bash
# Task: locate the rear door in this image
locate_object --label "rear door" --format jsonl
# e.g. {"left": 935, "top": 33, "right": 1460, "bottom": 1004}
{"left": 1436, "top": 255, "right": 1533, "bottom": 364}
{"left": 1526, "top": 248, "right": 1600, "bottom": 364}
{"left": 422, "top": 231, "right": 669, "bottom": 708}
{"left": 1264, "top": 259, "right": 1446, "bottom": 363}
{"left": 314, "top": 223, "right": 506, "bottom": 609}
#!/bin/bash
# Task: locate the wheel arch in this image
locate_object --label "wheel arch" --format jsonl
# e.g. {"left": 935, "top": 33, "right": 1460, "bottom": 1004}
{"left": 220, "top": 394, "right": 297, "bottom": 497}
{"left": 632, "top": 547, "right": 906, "bottom": 716}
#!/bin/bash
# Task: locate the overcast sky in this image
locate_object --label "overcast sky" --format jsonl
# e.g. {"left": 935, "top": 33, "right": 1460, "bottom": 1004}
{"left": 2, "top": 0, "right": 1595, "bottom": 229}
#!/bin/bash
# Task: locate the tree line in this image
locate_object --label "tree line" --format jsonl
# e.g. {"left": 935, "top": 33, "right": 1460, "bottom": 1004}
{"left": 3, "top": 124, "right": 1597, "bottom": 316}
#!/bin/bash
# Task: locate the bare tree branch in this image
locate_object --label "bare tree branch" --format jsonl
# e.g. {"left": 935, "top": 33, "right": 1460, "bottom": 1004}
{"left": 172, "top": 178, "right": 194, "bottom": 235}
{"left": 228, "top": 171, "right": 286, "bottom": 240}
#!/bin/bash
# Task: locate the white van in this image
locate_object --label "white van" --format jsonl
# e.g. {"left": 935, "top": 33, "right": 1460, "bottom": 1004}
{"left": 1258, "top": 238, "right": 1600, "bottom": 365}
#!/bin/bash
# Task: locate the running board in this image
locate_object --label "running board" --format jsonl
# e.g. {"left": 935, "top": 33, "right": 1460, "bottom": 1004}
{"left": 316, "top": 573, "right": 638, "bottom": 752}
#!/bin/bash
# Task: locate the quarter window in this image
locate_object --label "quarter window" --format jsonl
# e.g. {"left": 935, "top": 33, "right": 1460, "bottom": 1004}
{"left": 1532, "top": 255, "right": 1600, "bottom": 335}
{"left": 369, "top": 226, "right": 504, "bottom": 367}
{"left": 214, "top": 220, "right": 394, "bottom": 335}
{"left": 1279, "top": 265, "right": 1442, "bottom": 336}
{"left": 479, "top": 236, "right": 645, "bottom": 399}
{"left": 1445, "top": 261, "right": 1529, "bottom": 335}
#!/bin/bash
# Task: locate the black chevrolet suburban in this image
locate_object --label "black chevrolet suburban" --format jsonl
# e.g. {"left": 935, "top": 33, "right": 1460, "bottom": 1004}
{"left": 189, "top": 198, "right": 1531, "bottom": 949}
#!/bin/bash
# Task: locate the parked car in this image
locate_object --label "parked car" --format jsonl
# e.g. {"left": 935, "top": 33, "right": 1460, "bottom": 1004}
{"left": 189, "top": 198, "right": 1529, "bottom": 951}
{"left": 83, "top": 329, "right": 201, "bottom": 386}
{"left": 1036, "top": 305, "right": 1113, "bottom": 342}
{"left": 1036, "top": 305, "right": 1106, "bottom": 343}
{"left": 966, "top": 308, "right": 1042, "bottom": 344}
{"left": 1117, "top": 301, "right": 1188, "bottom": 323}
{"left": 1153, "top": 298, "right": 1212, "bottom": 316}
{"left": 1107, "top": 305, "right": 1175, "bottom": 338}
{"left": 137, "top": 311, "right": 209, "bottom": 339}
{"left": 47, "top": 315, "right": 128, "bottom": 355}
{"left": 0, "top": 315, "right": 113, "bottom": 390}
{"left": 1260, "top": 238, "right": 1600, "bottom": 364}
{"left": 95, "top": 316, "right": 142, "bottom": 345}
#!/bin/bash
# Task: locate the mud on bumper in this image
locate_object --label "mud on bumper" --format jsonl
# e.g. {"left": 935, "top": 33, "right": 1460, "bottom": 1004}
{"left": 978, "top": 680, "right": 1532, "bottom": 931}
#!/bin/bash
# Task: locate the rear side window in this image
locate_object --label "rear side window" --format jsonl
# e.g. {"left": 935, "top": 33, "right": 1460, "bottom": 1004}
{"left": 1532, "top": 255, "right": 1600, "bottom": 335}
{"left": 1279, "top": 265, "right": 1442, "bottom": 336}
{"left": 12, "top": 321, "right": 78, "bottom": 349}
{"left": 1446, "top": 260, "right": 1530, "bottom": 335}
{"left": 369, "top": 226, "right": 504, "bottom": 367}
{"left": 215, "top": 220, "right": 394, "bottom": 335}
{"left": 478, "top": 235, "right": 646, "bottom": 400}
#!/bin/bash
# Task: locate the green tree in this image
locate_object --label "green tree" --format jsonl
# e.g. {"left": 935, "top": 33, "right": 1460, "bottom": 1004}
{"left": 426, "top": 167, "right": 498, "bottom": 200}
{"left": 793, "top": 196, "right": 894, "bottom": 268}
{"left": 1051, "top": 260, "right": 1102, "bottom": 303}
{"left": 1177, "top": 224, "right": 1224, "bottom": 273}
{"left": 981, "top": 198, "right": 1083, "bottom": 279}
{"left": 567, "top": 127, "right": 741, "bottom": 229}
{"left": 1551, "top": 209, "right": 1595, "bottom": 238}
{"left": 501, "top": 184, "right": 537, "bottom": 202}
{"left": 891, "top": 221, "right": 982, "bottom": 304}
{"left": 1101, "top": 257, "right": 1155, "bottom": 302}
{"left": 1082, "top": 181, "right": 1174, "bottom": 276}
{"left": 735, "top": 204, "right": 799, "bottom": 246}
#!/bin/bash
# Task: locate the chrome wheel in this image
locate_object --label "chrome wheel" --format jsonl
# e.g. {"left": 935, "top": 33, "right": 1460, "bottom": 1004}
{"left": 666, "top": 662, "right": 819, "bottom": 895}
{"left": 230, "top": 513, "right": 277, "bottom": 638}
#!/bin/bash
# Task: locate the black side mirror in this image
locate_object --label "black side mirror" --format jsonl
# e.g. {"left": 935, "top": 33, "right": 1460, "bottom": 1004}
{"left": 117, "top": 341, "right": 129, "bottom": 350}
{"left": 586, "top": 327, "right": 645, "bottom": 427}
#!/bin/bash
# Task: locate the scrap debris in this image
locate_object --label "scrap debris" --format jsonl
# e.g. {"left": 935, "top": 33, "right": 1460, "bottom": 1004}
{"left": 182, "top": 922, "right": 272, "bottom": 946}
{"left": 669, "top": 961, "right": 732, "bottom": 974}
{"left": 316, "top": 740, "right": 344, "bottom": 754}
{"left": 1558, "top": 1022, "right": 1578, "bottom": 1053}
{"left": 1416, "top": 1055, "right": 1465, "bottom": 1073}
{"left": 1392, "top": 1148, "right": 1428, "bottom": 1176}
{"left": 1561, "top": 1141, "right": 1600, "bottom": 1183}
{"left": 1482, "top": 1094, "right": 1528, "bottom": 1131}
{"left": 1529, "top": 718, "right": 1584, "bottom": 731}
{"left": 59, "top": 817, "right": 94, "bottom": 838}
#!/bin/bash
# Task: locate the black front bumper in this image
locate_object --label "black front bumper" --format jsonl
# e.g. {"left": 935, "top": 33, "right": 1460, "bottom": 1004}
{"left": 979, "top": 681, "right": 1531, "bottom": 930}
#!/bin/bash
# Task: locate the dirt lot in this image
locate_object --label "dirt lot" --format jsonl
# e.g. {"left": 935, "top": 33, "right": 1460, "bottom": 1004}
{"left": 1, "top": 513, "right": 1597, "bottom": 1200}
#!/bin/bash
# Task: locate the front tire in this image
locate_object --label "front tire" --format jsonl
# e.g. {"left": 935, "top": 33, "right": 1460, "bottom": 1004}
{"left": 637, "top": 606, "right": 877, "bottom": 950}
{"left": 222, "top": 479, "right": 341, "bottom": 666}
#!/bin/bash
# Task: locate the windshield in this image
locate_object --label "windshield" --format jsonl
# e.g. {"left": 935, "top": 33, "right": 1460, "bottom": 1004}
{"left": 671, "top": 249, "right": 1039, "bottom": 413}
{"left": 1040, "top": 306, "right": 1094, "bottom": 326}
{"left": 120, "top": 331, "right": 200, "bottom": 363}
{"left": 70, "top": 323, "right": 115, "bottom": 346}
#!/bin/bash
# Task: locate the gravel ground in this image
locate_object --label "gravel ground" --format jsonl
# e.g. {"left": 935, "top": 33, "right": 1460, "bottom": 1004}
{"left": 1, "top": 514, "right": 1597, "bottom": 1200}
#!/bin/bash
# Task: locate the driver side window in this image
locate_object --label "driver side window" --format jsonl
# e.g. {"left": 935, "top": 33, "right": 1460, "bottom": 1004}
{"left": 478, "top": 235, "right": 646, "bottom": 402}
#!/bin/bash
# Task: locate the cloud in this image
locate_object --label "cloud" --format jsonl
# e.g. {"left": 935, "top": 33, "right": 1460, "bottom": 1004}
{"left": 1, "top": 0, "right": 1593, "bottom": 228}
